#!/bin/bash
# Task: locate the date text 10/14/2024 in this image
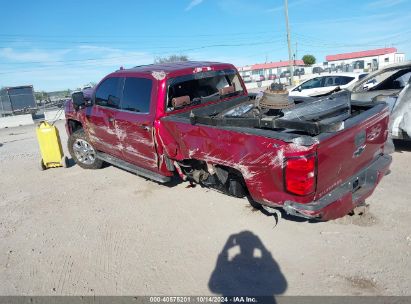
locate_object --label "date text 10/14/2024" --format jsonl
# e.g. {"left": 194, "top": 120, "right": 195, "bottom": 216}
{"left": 149, "top": 297, "right": 259, "bottom": 303}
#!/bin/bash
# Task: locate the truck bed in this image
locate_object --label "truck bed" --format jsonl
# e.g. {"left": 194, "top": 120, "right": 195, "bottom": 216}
{"left": 159, "top": 91, "right": 390, "bottom": 220}
{"left": 162, "top": 92, "right": 386, "bottom": 146}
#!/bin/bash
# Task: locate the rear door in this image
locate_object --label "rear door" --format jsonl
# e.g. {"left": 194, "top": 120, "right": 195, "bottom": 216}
{"left": 114, "top": 76, "right": 158, "bottom": 170}
{"left": 85, "top": 77, "right": 123, "bottom": 157}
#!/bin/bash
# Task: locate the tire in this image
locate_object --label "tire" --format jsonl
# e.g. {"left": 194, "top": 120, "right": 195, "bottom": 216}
{"left": 61, "top": 156, "right": 69, "bottom": 168}
{"left": 68, "top": 129, "right": 103, "bottom": 169}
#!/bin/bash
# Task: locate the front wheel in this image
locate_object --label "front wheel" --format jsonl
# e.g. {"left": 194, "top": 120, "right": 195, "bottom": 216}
{"left": 68, "top": 129, "right": 103, "bottom": 169}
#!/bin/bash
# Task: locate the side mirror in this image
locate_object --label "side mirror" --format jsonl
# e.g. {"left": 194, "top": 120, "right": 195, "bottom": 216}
{"left": 72, "top": 91, "right": 86, "bottom": 110}
{"left": 298, "top": 86, "right": 302, "bottom": 92}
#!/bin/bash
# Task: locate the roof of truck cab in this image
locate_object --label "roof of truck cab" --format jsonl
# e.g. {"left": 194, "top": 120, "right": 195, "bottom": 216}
{"left": 115, "top": 61, "right": 234, "bottom": 74}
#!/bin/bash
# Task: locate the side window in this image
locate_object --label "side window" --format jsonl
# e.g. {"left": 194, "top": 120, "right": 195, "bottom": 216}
{"left": 121, "top": 77, "right": 152, "bottom": 113}
{"left": 95, "top": 77, "right": 122, "bottom": 108}
{"left": 337, "top": 76, "right": 355, "bottom": 86}
{"left": 299, "top": 78, "right": 322, "bottom": 90}
{"left": 323, "top": 77, "right": 335, "bottom": 87}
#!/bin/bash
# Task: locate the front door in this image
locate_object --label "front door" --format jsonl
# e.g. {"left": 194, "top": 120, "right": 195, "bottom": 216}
{"left": 85, "top": 76, "right": 123, "bottom": 158}
{"left": 114, "top": 76, "right": 158, "bottom": 170}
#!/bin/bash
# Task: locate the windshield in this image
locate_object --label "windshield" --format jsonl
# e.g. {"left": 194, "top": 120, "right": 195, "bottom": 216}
{"left": 166, "top": 69, "right": 244, "bottom": 111}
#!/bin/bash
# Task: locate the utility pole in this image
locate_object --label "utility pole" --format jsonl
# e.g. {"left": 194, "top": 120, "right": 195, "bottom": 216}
{"left": 295, "top": 41, "right": 298, "bottom": 62}
{"left": 284, "top": 0, "right": 294, "bottom": 85}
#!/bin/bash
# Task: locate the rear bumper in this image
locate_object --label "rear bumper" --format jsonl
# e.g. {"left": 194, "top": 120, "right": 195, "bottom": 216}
{"left": 283, "top": 154, "right": 392, "bottom": 221}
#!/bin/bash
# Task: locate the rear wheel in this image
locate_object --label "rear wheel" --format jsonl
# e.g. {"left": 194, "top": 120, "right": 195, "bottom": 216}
{"left": 68, "top": 129, "right": 103, "bottom": 169}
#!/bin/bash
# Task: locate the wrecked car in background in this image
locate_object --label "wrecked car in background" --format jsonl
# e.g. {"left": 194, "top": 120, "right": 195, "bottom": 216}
{"left": 65, "top": 61, "right": 391, "bottom": 221}
{"left": 349, "top": 61, "right": 411, "bottom": 140}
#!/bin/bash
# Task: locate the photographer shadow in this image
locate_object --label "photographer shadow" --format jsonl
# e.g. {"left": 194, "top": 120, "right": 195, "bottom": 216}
{"left": 208, "top": 231, "right": 287, "bottom": 302}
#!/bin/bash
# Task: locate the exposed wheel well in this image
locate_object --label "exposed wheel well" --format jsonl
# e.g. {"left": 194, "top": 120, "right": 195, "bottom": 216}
{"left": 177, "top": 159, "right": 249, "bottom": 197}
{"left": 68, "top": 120, "right": 83, "bottom": 134}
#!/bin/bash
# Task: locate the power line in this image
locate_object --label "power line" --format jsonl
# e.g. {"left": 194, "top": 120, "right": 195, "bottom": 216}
{"left": 0, "top": 40, "right": 287, "bottom": 74}
{"left": 0, "top": 30, "right": 283, "bottom": 39}
{"left": 0, "top": 38, "right": 285, "bottom": 65}
{"left": 0, "top": 34, "right": 284, "bottom": 53}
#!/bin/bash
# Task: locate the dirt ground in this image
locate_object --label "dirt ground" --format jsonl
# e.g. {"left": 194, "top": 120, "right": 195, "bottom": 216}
{"left": 0, "top": 120, "right": 410, "bottom": 296}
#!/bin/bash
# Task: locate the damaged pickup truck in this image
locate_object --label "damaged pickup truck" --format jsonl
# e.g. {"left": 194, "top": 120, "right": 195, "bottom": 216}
{"left": 65, "top": 61, "right": 391, "bottom": 221}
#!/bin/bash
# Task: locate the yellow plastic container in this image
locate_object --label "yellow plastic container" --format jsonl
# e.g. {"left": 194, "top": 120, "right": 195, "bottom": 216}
{"left": 36, "top": 121, "right": 68, "bottom": 170}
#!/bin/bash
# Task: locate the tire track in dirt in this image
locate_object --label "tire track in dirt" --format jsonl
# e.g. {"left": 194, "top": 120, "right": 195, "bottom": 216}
{"left": 54, "top": 254, "right": 74, "bottom": 294}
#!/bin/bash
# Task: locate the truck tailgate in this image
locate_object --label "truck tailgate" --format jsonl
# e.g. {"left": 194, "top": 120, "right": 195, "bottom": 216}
{"left": 314, "top": 103, "right": 390, "bottom": 200}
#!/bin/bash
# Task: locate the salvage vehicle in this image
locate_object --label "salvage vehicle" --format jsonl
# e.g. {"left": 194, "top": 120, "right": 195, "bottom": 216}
{"left": 65, "top": 61, "right": 391, "bottom": 221}
{"left": 349, "top": 61, "right": 411, "bottom": 140}
{"left": 289, "top": 73, "right": 366, "bottom": 98}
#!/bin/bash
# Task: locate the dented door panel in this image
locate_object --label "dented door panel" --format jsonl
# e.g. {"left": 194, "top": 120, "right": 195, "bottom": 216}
{"left": 114, "top": 112, "right": 158, "bottom": 170}
{"left": 114, "top": 76, "right": 159, "bottom": 170}
{"left": 84, "top": 105, "right": 123, "bottom": 158}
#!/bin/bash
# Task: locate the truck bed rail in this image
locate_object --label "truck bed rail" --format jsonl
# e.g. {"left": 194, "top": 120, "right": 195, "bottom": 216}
{"left": 189, "top": 96, "right": 354, "bottom": 135}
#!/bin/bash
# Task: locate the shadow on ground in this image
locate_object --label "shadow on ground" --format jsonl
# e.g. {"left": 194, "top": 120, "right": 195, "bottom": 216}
{"left": 394, "top": 140, "right": 411, "bottom": 152}
{"left": 208, "top": 231, "right": 287, "bottom": 302}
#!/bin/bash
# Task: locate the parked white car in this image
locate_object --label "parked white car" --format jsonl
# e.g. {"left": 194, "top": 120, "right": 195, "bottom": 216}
{"left": 289, "top": 73, "right": 366, "bottom": 97}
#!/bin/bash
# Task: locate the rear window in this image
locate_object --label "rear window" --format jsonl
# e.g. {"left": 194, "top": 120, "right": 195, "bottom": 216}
{"left": 166, "top": 69, "right": 244, "bottom": 111}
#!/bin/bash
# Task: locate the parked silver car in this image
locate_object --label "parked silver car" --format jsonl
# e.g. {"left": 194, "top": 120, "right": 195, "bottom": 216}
{"left": 349, "top": 61, "right": 411, "bottom": 140}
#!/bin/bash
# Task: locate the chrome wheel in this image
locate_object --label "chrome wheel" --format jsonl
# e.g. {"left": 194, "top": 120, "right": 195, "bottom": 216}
{"left": 72, "top": 139, "right": 96, "bottom": 165}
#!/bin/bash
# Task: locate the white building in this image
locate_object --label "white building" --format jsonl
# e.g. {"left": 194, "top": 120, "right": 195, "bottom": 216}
{"left": 325, "top": 47, "right": 405, "bottom": 72}
{"left": 238, "top": 60, "right": 306, "bottom": 79}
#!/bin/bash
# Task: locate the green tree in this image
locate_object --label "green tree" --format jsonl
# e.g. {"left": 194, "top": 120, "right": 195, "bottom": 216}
{"left": 302, "top": 54, "right": 316, "bottom": 65}
{"left": 154, "top": 55, "right": 189, "bottom": 64}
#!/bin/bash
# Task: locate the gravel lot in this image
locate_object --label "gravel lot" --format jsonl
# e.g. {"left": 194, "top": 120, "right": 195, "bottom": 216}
{"left": 0, "top": 120, "right": 410, "bottom": 296}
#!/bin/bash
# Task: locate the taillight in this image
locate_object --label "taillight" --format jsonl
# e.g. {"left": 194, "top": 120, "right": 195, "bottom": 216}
{"left": 284, "top": 155, "right": 316, "bottom": 196}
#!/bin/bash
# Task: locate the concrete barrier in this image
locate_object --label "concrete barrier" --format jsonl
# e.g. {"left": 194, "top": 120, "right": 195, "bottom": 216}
{"left": 44, "top": 109, "right": 65, "bottom": 122}
{"left": 0, "top": 114, "right": 34, "bottom": 129}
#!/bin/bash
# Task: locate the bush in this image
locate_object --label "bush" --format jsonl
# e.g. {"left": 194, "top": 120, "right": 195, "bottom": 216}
{"left": 302, "top": 54, "right": 316, "bottom": 65}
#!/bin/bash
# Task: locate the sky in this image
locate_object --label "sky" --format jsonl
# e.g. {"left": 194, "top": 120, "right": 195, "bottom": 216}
{"left": 0, "top": 0, "right": 410, "bottom": 91}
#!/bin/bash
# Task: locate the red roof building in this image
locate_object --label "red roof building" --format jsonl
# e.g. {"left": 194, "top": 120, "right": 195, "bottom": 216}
{"left": 326, "top": 48, "right": 397, "bottom": 62}
{"left": 251, "top": 60, "right": 305, "bottom": 70}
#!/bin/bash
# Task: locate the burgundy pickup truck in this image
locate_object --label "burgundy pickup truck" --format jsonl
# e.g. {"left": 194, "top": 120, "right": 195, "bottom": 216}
{"left": 65, "top": 61, "right": 391, "bottom": 221}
